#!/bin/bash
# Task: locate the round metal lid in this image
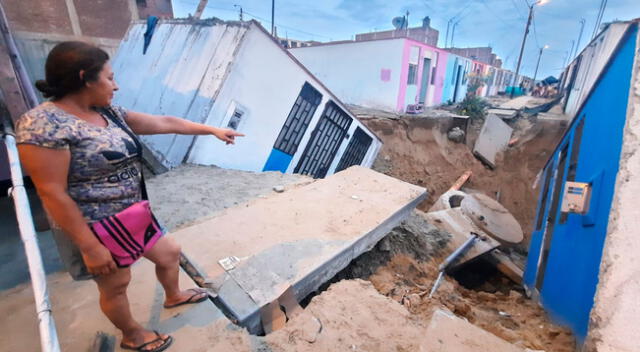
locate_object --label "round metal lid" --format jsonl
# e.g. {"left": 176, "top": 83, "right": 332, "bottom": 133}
{"left": 461, "top": 193, "right": 524, "bottom": 245}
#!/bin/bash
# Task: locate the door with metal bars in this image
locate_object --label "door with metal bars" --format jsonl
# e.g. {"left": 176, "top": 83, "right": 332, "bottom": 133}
{"left": 263, "top": 82, "right": 323, "bottom": 173}
{"left": 335, "top": 127, "right": 373, "bottom": 173}
{"left": 294, "top": 101, "right": 352, "bottom": 178}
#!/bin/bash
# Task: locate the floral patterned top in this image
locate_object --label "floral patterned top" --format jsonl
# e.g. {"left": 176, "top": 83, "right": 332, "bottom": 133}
{"left": 16, "top": 102, "right": 143, "bottom": 222}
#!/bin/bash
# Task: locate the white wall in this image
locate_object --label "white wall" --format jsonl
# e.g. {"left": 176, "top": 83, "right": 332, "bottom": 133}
{"left": 564, "top": 22, "right": 631, "bottom": 117}
{"left": 290, "top": 40, "right": 405, "bottom": 112}
{"left": 188, "top": 23, "right": 382, "bottom": 175}
{"left": 112, "top": 22, "right": 248, "bottom": 167}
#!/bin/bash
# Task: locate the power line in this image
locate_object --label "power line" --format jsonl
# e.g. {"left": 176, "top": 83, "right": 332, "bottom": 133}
{"left": 178, "top": 0, "right": 332, "bottom": 39}
{"left": 509, "top": 0, "right": 527, "bottom": 19}
{"left": 242, "top": 9, "right": 332, "bottom": 39}
{"left": 479, "top": 0, "right": 513, "bottom": 27}
{"left": 531, "top": 15, "right": 542, "bottom": 49}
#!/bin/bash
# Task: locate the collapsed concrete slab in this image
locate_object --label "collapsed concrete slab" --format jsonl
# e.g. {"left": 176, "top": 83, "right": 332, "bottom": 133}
{"left": 172, "top": 166, "right": 427, "bottom": 334}
{"left": 473, "top": 114, "right": 514, "bottom": 168}
{"left": 487, "top": 108, "right": 518, "bottom": 121}
{"left": 423, "top": 309, "right": 531, "bottom": 352}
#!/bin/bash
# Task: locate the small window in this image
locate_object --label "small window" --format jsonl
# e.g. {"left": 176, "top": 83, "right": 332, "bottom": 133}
{"left": 430, "top": 66, "right": 436, "bottom": 85}
{"left": 407, "top": 64, "right": 418, "bottom": 85}
{"left": 227, "top": 109, "right": 244, "bottom": 130}
{"left": 536, "top": 165, "right": 554, "bottom": 231}
{"left": 559, "top": 117, "right": 585, "bottom": 224}
{"left": 136, "top": 0, "right": 147, "bottom": 6}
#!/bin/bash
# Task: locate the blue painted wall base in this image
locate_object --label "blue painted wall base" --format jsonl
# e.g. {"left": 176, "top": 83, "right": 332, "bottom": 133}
{"left": 263, "top": 148, "right": 294, "bottom": 173}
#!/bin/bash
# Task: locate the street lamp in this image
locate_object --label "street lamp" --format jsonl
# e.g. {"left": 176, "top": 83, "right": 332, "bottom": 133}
{"left": 510, "top": 0, "right": 549, "bottom": 97}
{"left": 532, "top": 45, "right": 549, "bottom": 90}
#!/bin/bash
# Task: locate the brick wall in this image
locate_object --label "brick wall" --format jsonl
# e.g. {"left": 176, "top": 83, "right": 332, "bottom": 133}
{"left": 4, "top": 0, "right": 135, "bottom": 39}
{"left": 73, "top": 0, "right": 133, "bottom": 38}
{"left": 137, "top": 0, "right": 173, "bottom": 19}
{"left": 3, "top": 0, "right": 74, "bottom": 35}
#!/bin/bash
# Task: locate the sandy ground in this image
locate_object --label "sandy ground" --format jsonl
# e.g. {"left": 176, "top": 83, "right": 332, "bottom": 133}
{"left": 146, "top": 164, "right": 312, "bottom": 231}
{"left": 361, "top": 113, "right": 567, "bottom": 251}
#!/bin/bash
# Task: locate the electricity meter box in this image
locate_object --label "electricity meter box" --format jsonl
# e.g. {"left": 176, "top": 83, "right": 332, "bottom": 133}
{"left": 561, "top": 181, "right": 591, "bottom": 214}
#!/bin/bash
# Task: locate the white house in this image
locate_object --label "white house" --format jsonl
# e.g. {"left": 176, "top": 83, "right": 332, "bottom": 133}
{"left": 111, "top": 19, "right": 382, "bottom": 178}
{"left": 559, "top": 21, "right": 632, "bottom": 118}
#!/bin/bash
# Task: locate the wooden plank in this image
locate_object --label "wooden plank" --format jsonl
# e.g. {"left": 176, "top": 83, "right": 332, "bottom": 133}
{"left": 488, "top": 249, "right": 524, "bottom": 285}
{"left": 449, "top": 170, "right": 472, "bottom": 191}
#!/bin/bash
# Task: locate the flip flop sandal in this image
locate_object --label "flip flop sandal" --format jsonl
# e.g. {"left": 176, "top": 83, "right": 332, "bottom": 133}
{"left": 163, "top": 288, "right": 209, "bottom": 309}
{"left": 120, "top": 331, "right": 173, "bottom": 352}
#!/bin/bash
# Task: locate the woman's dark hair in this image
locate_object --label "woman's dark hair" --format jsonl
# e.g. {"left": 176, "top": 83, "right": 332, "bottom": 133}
{"left": 35, "top": 41, "right": 109, "bottom": 100}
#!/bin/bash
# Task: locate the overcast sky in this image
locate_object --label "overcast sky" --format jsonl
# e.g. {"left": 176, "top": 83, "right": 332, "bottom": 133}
{"left": 172, "top": 0, "right": 639, "bottom": 79}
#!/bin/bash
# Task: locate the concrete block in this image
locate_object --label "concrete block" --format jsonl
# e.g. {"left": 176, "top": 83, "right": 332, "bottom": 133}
{"left": 424, "top": 208, "right": 500, "bottom": 266}
{"left": 171, "top": 166, "right": 427, "bottom": 334}
{"left": 473, "top": 114, "right": 514, "bottom": 168}
{"left": 487, "top": 108, "right": 518, "bottom": 120}
{"left": 461, "top": 193, "right": 524, "bottom": 246}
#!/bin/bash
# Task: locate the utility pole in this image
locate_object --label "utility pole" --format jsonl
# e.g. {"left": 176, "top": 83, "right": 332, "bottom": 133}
{"left": 591, "top": 0, "right": 608, "bottom": 39}
{"left": 444, "top": 19, "right": 452, "bottom": 48}
{"left": 532, "top": 45, "right": 548, "bottom": 89}
{"left": 193, "top": 0, "right": 208, "bottom": 19}
{"left": 234, "top": 5, "right": 243, "bottom": 21}
{"left": 405, "top": 11, "right": 410, "bottom": 36}
{"left": 573, "top": 18, "right": 586, "bottom": 59}
{"left": 511, "top": 1, "right": 536, "bottom": 98}
{"left": 271, "top": 0, "right": 275, "bottom": 36}
{"left": 568, "top": 39, "right": 575, "bottom": 63}
{"left": 451, "top": 19, "right": 461, "bottom": 48}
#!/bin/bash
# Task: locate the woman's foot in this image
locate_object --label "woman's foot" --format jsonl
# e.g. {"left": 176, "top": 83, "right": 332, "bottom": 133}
{"left": 163, "top": 288, "right": 208, "bottom": 308}
{"left": 121, "top": 329, "right": 172, "bottom": 351}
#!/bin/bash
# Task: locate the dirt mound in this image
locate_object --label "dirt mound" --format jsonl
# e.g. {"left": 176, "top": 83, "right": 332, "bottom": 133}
{"left": 329, "top": 211, "right": 451, "bottom": 280}
{"left": 262, "top": 280, "right": 428, "bottom": 352}
{"left": 369, "top": 253, "right": 575, "bottom": 351}
{"left": 362, "top": 115, "right": 567, "bottom": 248}
{"left": 309, "top": 210, "right": 575, "bottom": 351}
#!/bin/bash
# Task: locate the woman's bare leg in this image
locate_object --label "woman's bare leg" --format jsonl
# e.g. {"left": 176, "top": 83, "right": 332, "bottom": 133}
{"left": 143, "top": 236, "right": 206, "bottom": 306}
{"left": 95, "top": 268, "right": 168, "bottom": 349}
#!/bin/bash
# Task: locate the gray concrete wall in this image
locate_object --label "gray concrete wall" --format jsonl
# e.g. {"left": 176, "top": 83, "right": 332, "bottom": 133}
{"left": 585, "top": 30, "right": 640, "bottom": 352}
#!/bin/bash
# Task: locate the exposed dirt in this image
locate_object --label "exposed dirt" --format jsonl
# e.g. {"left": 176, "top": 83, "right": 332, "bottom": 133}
{"left": 313, "top": 211, "right": 576, "bottom": 351}
{"left": 369, "top": 254, "right": 575, "bottom": 352}
{"left": 361, "top": 114, "right": 567, "bottom": 249}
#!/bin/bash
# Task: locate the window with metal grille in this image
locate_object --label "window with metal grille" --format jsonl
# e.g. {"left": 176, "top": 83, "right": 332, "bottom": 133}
{"left": 336, "top": 127, "right": 373, "bottom": 172}
{"left": 407, "top": 63, "right": 418, "bottom": 85}
{"left": 273, "top": 82, "right": 323, "bottom": 155}
{"left": 294, "top": 101, "right": 353, "bottom": 178}
{"left": 226, "top": 109, "right": 244, "bottom": 130}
